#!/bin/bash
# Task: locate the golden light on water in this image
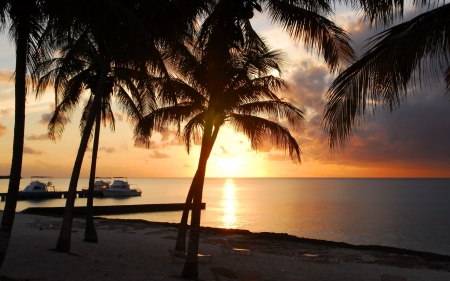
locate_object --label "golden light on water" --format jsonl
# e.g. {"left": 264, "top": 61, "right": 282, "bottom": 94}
{"left": 220, "top": 179, "right": 237, "bottom": 229}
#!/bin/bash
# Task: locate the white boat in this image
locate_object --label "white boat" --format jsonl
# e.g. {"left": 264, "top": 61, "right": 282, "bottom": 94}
{"left": 101, "top": 177, "right": 141, "bottom": 197}
{"left": 21, "top": 176, "right": 56, "bottom": 192}
{"left": 94, "top": 178, "right": 111, "bottom": 190}
{"left": 82, "top": 177, "right": 112, "bottom": 192}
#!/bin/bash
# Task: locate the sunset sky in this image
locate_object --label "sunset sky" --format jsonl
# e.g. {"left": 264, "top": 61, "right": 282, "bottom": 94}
{"left": 0, "top": 5, "right": 449, "bottom": 178}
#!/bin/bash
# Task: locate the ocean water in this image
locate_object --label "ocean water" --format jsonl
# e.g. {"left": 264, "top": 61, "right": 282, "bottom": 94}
{"left": 0, "top": 177, "right": 449, "bottom": 256}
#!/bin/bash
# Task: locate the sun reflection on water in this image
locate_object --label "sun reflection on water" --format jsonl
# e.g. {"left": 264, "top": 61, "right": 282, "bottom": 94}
{"left": 220, "top": 179, "right": 237, "bottom": 229}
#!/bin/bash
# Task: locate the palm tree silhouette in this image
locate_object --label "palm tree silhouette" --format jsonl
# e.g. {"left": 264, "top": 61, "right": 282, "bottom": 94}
{"left": 136, "top": 32, "right": 305, "bottom": 277}
{"left": 0, "top": 0, "right": 44, "bottom": 268}
{"left": 169, "top": 0, "right": 357, "bottom": 255}
{"left": 34, "top": 27, "right": 156, "bottom": 249}
{"left": 322, "top": 3, "right": 450, "bottom": 149}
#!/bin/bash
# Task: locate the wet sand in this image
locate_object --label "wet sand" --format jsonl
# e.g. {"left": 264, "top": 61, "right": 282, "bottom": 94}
{"left": 1, "top": 212, "right": 449, "bottom": 280}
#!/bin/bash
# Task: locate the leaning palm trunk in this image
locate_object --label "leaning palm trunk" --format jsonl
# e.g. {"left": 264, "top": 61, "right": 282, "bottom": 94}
{"left": 0, "top": 21, "right": 29, "bottom": 269}
{"left": 180, "top": 164, "right": 206, "bottom": 279}
{"left": 174, "top": 184, "right": 194, "bottom": 251}
{"left": 181, "top": 120, "right": 219, "bottom": 279}
{"left": 55, "top": 58, "right": 110, "bottom": 252}
{"left": 84, "top": 111, "right": 101, "bottom": 243}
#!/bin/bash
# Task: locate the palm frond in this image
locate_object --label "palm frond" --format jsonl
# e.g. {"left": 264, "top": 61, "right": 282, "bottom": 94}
{"left": 445, "top": 66, "right": 450, "bottom": 94}
{"left": 228, "top": 113, "right": 301, "bottom": 162}
{"left": 48, "top": 104, "right": 72, "bottom": 141}
{"left": 236, "top": 100, "right": 305, "bottom": 130}
{"left": 322, "top": 3, "right": 450, "bottom": 149}
{"left": 266, "top": 0, "right": 355, "bottom": 72}
{"left": 158, "top": 77, "right": 208, "bottom": 107}
{"left": 114, "top": 85, "right": 145, "bottom": 127}
{"left": 183, "top": 112, "right": 206, "bottom": 154}
{"left": 342, "top": 0, "right": 438, "bottom": 26}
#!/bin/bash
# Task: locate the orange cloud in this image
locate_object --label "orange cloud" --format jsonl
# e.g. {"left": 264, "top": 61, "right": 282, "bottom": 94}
{"left": 0, "top": 122, "right": 7, "bottom": 137}
{"left": 26, "top": 133, "right": 49, "bottom": 141}
{"left": 148, "top": 150, "right": 170, "bottom": 159}
{"left": 0, "top": 108, "right": 12, "bottom": 117}
{"left": 99, "top": 147, "right": 116, "bottom": 153}
{"left": 0, "top": 69, "right": 14, "bottom": 85}
{"left": 23, "top": 144, "right": 44, "bottom": 155}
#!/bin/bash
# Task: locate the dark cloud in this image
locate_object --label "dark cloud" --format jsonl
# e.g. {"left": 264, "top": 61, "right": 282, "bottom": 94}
{"left": 0, "top": 108, "right": 12, "bottom": 117}
{"left": 148, "top": 150, "right": 170, "bottom": 159}
{"left": 0, "top": 122, "right": 7, "bottom": 137}
{"left": 23, "top": 144, "right": 44, "bottom": 155}
{"left": 272, "top": 11, "right": 450, "bottom": 175}
{"left": 38, "top": 112, "right": 53, "bottom": 125}
{"left": 100, "top": 147, "right": 116, "bottom": 153}
{"left": 284, "top": 61, "right": 330, "bottom": 111}
{"left": 336, "top": 87, "right": 450, "bottom": 168}
{"left": 26, "top": 133, "right": 49, "bottom": 141}
{"left": 37, "top": 104, "right": 55, "bottom": 126}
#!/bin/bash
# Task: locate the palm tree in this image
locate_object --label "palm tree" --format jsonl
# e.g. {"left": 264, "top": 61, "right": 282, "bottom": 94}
{"left": 34, "top": 26, "right": 157, "bottom": 249}
{"left": 322, "top": 3, "right": 450, "bottom": 149}
{"left": 0, "top": 0, "right": 44, "bottom": 268}
{"left": 80, "top": 94, "right": 117, "bottom": 243}
{"left": 168, "top": 0, "right": 358, "bottom": 255}
{"left": 39, "top": 0, "right": 218, "bottom": 253}
{"left": 137, "top": 33, "right": 305, "bottom": 278}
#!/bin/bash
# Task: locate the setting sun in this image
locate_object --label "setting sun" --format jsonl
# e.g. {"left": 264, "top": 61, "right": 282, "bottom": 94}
{"left": 213, "top": 157, "right": 245, "bottom": 177}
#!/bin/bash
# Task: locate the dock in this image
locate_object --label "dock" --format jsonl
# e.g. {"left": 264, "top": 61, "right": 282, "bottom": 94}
{"left": 20, "top": 203, "right": 206, "bottom": 216}
{"left": 0, "top": 190, "right": 104, "bottom": 201}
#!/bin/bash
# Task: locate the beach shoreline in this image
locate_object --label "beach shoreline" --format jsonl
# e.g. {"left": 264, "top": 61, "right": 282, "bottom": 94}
{"left": 1, "top": 212, "right": 449, "bottom": 280}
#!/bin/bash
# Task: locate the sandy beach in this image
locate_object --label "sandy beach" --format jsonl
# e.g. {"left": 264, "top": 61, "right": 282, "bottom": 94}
{"left": 1, "top": 212, "right": 449, "bottom": 281}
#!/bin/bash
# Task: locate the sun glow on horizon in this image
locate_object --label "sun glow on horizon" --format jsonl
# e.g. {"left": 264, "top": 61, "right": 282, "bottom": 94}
{"left": 214, "top": 156, "right": 245, "bottom": 177}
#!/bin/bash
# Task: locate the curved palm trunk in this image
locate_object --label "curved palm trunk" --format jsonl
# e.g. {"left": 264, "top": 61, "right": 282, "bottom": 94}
{"left": 174, "top": 183, "right": 194, "bottom": 251}
{"left": 84, "top": 111, "right": 101, "bottom": 243}
{"left": 181, "top": 121, "right": 220, "bottom": 279}
{"left": 55, "top": 58, "right": 110, "bottom": 252}
{"left": 0, "top": 21, "right": 29, "bottom": 269}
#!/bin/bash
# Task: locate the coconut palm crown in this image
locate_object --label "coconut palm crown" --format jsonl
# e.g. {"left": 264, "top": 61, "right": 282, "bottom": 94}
{"left": 32, "top": 18, "right": 158, "bottom": 252}
{"left": 134, "top": 33, "right": 304, "bottom": 278}
{"left": 322, "top": 3, "right": 450, "bottom": 149}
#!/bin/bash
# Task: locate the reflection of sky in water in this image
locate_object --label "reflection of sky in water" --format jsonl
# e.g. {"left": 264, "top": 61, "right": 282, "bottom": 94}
{"left": 220, "top": 179, "right": 237, "bottom": 229}
{"left": 3, "top": 178, "right": 450, "bottom": 255}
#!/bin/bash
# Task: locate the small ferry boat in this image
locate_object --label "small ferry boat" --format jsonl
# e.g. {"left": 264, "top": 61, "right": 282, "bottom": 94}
{"left": 21, "top": 176, "right": 56, "bottom": 192}
{"left": 82, "top": 177, "right": 112, "bottom": 193}
{"left": 18, "top": 176, "right": 61, "bottom": 199}
{"left": 94, "top": 178, "right": 111, "bottom": 191}
{"left": 101, "top": 177, "right": 141, "bottom": 197}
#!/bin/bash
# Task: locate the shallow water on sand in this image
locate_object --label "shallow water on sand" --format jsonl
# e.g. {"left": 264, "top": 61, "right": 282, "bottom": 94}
{"left": 1, "top": 177, "right": 449, "bottom": 255}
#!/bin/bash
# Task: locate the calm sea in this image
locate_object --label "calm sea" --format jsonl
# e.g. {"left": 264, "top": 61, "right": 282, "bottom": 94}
{"left": 0, "top": 178, "right": 449, "bottom": 255}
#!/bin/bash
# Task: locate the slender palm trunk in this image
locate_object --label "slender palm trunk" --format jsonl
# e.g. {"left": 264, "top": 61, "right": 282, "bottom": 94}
{"left": 0, "top": 21, "right": 29, "bottom": 269}
{"left": 84, "top": 111, "right": 101, "bottom": 243}
{"left": 55, "top": 58, "right": 110, "bottom": 252}
{"left": 174, "top": 183, "right": 194, "bottom": 251}
{"left": 181, "top": 121, "right": 220, "bottom": 279}
{"left": 180, "top": 164, "right": 207, "bottom": 279}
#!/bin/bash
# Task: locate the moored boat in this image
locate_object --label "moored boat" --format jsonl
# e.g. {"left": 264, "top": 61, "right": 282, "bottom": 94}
{"left": 101, "top": 177, "right": 141, "bottom": 197}
{"left": 18, "top": 176, "right": 61, "bottom": 199}
{"left": 82, "top": 177, "right": 112, "bottom": 193}
{"left": 21, "top": 176, "right": 56, "bottom": 192}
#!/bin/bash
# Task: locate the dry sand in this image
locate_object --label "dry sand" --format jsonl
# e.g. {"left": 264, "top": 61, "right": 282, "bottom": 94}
{"left": 1, "top": 212, "right": 449, "bottom": 281}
